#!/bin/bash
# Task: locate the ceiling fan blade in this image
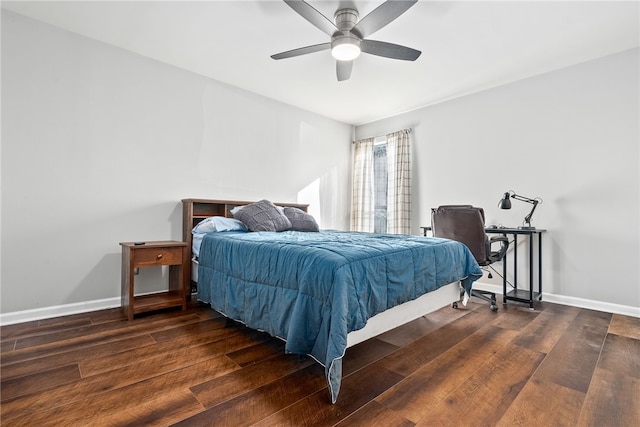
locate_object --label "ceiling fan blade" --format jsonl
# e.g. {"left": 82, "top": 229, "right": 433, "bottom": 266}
{"left": 351, "top": 0, "right": 418, "bottom": 39}
{"left": 336, "top": 60, "right": 353, "bottom": 81}
{"left": 271, "top": 42, "right": 331, "bottom": 60}
{"left": 361, "top": 39, "right": 421, "bottom": 61}
{"left": 284, "top": 0, "right": 340, "bottom": 36}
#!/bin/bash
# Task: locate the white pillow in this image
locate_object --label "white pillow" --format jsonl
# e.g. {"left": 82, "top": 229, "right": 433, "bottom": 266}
{"left": 192, "top": 216, "right": 247, "bottom": 233}
{"left": 191, "top": 217, "right": 247, "bottom": 257}
{"left": 230, "top": 205, "right": 244, "bottom": 215}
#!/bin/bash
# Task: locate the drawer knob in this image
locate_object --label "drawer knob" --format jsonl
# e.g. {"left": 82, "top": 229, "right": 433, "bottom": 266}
{"left": 156, "top": 254, "right": 163, "bottom": 260}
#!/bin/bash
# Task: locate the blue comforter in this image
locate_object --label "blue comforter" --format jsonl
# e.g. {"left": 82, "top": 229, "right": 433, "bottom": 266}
{"left": 197, "top": 230, "right": 482, "bottom": 403}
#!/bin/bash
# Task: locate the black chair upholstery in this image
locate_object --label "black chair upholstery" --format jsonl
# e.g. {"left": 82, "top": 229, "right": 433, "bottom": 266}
{"left": 431, "top": 205, "right": 509, "bottom": 311}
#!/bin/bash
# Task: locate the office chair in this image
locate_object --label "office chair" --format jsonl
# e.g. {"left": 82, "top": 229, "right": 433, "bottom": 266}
{"left": 431, "top": 205, "right": 509, "bottom": 311}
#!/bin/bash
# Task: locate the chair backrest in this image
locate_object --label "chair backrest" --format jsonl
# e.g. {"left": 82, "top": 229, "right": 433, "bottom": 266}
{"left": 431, "top": 205, "right": 488, "bottom": 264}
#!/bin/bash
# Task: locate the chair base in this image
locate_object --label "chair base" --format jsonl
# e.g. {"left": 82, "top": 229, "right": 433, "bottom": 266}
{"left": 473, "top": 289, "right": 499, "bottom": 311}
{"left": 452, "top": 288, "right": 498, "bottom": 311}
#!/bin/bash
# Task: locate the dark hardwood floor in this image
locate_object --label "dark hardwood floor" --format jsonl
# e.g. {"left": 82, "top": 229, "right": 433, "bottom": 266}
{"left": 1, "top": 297, "right": 639, "bottom": 426}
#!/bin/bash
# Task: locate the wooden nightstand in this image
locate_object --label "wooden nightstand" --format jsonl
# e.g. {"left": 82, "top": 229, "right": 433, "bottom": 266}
{"left": 120, "top": 241, "right": 188, "bottom": 320}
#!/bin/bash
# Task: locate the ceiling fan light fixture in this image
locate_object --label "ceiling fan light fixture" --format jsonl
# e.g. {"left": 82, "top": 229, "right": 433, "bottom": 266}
{"left": 331, "top": 35, "right": 361, "bottom": 61}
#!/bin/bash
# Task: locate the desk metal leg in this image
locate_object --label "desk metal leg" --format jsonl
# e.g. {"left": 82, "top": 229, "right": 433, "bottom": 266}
{"left": 529, "top": 234, "right": 534, "bottom": 309}
{"left": 513, "top": 234, "right": 518, "bottom": 292}
{"left": 502, "top": 252, "right": 507, "bottom": 304}
{"left": 538, "top": 233, "right": 543, "bottom": 301}
{"left": 504, "top": 234, "right": 520, "bottom": 305}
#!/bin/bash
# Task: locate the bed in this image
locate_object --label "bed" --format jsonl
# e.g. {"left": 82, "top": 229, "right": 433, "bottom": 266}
{"left": 182, "top": 199, "right": 483, "bottom": 403}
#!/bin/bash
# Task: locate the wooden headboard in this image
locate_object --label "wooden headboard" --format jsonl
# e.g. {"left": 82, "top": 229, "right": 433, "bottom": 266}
{"left": 181, "top": 198, "right": 309, "bottom": 286}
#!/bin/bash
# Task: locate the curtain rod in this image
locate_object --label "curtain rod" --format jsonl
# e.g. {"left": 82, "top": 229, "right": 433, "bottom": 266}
{"left": 352, "top": 128, "right": 411, "bottom": 144}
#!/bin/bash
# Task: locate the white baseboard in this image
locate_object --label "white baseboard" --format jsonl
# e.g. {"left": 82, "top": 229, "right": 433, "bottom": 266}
{"left": 473, "top": 281, "right": 640, "bottom": 318}
{"left": 0, "top": 297, "right": 122, "bottom": 326}
{"left": 2, "top": 284, "right": 639, "bottom": 326}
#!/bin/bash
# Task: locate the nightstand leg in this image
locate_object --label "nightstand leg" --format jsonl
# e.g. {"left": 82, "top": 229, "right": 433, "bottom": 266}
{"left": 121, "top": 247, "right": 135, "bottom": 321}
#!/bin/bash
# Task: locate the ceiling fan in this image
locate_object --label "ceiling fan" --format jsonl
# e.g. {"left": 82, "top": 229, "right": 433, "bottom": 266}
{"left": 271, "top": 0, "right": 422, "bottom": 81}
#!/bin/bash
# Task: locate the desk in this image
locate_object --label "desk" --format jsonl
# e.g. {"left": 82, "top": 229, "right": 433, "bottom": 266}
{"left": 485, "top": 228, "right": 546, "bottom": 308}
{"left": 420, "top": 226, "right": 546, "bottom": 309}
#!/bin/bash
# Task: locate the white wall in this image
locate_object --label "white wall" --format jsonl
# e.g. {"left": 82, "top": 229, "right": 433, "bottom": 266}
{"left": 1, "top": 11, "right": 352, "bottom": 315}
{"left": 2, "top": 11, "right": 638, "bottom": 319}
{"left": 356, "top": 48, "right": 639, "bottom": 310}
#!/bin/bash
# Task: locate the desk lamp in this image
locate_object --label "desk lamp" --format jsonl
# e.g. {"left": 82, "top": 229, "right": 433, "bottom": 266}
{"left": 499, "top": 191, "right": 542, "bottom": 230}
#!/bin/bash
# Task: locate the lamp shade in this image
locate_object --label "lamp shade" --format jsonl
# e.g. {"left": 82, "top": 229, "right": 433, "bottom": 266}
{"left": 498, "top": 192, "right": 512, "bottom": 209}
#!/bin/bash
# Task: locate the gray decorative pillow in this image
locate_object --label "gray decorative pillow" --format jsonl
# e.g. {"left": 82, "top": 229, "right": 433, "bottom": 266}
{"left": 284, "top": 207, "right": 319, "bottom": 232}
{"left": 233, "top": 200, "right": 291, "bottom": 232}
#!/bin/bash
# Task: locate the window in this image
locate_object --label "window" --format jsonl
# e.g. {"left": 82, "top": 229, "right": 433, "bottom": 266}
{"left": 373, "top": 138, "right": 388, "bottom": 233}
{"left": 351, "top": 129, "right": 411, "bottom": 234}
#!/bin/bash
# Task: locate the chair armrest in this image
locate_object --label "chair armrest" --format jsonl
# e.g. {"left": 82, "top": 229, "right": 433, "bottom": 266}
{"left": 486, "top": 235, "right": 509, "bottom": 263}
{"left": 489, "top": 235, "right": 509, "bottom": 244}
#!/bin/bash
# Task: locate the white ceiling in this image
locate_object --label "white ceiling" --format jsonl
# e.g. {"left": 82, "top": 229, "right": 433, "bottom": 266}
{"left": 3, "top": 1, "right": 639, "bottom": 125}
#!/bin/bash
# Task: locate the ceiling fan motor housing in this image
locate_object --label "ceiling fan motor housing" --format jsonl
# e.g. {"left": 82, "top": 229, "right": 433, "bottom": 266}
{"left": 331, "top": 8, "right": 361, "bottom": 60}
{"left": 334, "top": 8, "right": 359, "bottom": 32}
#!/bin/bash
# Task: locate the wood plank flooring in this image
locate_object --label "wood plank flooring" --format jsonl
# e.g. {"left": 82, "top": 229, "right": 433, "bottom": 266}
{"left": 1, "top": 298, "right": 638, "bottom": 426}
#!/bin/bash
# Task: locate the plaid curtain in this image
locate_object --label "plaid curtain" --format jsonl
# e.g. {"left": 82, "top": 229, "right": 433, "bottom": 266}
{"left": 350, "top": 137, "right": 375, "bottom": 232}
{"left": 386, "top": 129, "right": 411, "bottom": 234}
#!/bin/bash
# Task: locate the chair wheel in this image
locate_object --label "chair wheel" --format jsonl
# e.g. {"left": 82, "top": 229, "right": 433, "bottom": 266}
{"left": 490, "top": 304, "right": 498, "bottom": 311}
{"left": 452, "top": 302, "right": 458, "bottom": 309}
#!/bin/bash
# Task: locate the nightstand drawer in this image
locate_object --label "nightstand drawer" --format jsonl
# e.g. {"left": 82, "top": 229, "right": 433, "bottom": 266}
{"left": 132, "top": 247, "right": 183, "bottom": 266}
